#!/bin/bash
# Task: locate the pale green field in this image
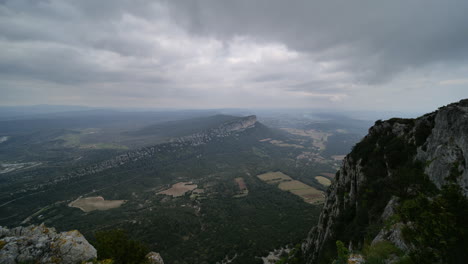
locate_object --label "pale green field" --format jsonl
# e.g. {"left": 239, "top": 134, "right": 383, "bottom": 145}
{"left": 257, "top": 171, "right": 292, "bottom": 183}
{"left": 257, "top": 171, "right": 324, "bottom": 204}
{"left": 315, "top": 176, "right": 332, "bottom": 186}
{"left": 69, "top": 196, "right": 126, "bottom": 212}
{"left": 158, "top": 182, "right": 198, "bottom": 197}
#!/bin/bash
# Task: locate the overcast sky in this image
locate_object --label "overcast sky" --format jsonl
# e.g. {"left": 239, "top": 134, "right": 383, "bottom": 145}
{"left": 1, "top": 0, "right": 468, "bottom": 112}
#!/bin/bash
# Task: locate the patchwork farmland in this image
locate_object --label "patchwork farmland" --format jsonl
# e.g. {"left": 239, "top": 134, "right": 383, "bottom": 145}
{"left": 257, "top": 171, "right": 324, "bottom": 204}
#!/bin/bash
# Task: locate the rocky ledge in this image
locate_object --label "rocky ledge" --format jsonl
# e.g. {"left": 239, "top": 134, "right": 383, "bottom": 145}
{"left": 0, "top": 224, "right": 96, "bottom": 264}
{"left": 303, "top": 99, "right": 468, "bottom": 263}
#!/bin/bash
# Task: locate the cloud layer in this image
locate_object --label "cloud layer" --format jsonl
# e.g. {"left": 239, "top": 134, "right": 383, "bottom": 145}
{"left": 1, "top": 0, "right": 468, "bottom": 111}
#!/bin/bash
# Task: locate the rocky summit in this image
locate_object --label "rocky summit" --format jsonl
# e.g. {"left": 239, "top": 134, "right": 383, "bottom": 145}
{"left": 0, "top": 224, "right": 96, "bottom": 264}
{"left": 303, "top": 99, "right": 468, "bottom": 263}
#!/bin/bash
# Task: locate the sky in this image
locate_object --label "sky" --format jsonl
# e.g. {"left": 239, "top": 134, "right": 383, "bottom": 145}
{"left": 1, "top": 0, "right": 468, "bottom": 112}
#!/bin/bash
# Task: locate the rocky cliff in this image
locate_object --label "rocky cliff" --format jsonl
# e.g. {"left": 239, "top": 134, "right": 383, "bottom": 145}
{"left": 0, "top": 224, "right": 165, "bottom": 264}
{"left": 0, "top": 224, "right": 96, "bottom": 264}
{"left": 303, "top": 99, "right": 468, "bottom": 263}
{"left": 170, "top": 115, "right": 257, "bottom": 145}
{"left": 13, "top": 115, "right": 258, "bottom": 195}
{"left": 68, "top": 115, "right": 257, "bottom": 176}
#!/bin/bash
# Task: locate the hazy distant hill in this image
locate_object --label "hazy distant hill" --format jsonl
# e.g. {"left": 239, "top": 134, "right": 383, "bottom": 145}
{"left": 127, "top": 114, "right": 248, "bottom": 138}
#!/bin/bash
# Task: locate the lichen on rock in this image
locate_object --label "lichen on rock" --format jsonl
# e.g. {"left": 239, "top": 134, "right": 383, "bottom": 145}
{"left": 0, "top": 224, "right": 96, "bottom": 264}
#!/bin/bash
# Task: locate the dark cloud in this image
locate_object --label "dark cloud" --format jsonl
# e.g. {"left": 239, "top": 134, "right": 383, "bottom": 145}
{"left": 0, "top": 0, "right": 467, "bottom": 110}
{"left": 166, "top": 0, "right": 468, "bottom": 84}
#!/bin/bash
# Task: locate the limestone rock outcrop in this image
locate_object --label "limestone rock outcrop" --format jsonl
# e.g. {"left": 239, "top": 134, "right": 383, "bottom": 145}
{"left": 12, "top": 115, "right": 258, "bottom": 196}
{"left": 303, "top": 99, "right": 468, "bottom": 263}
{"left": 146, "top": 252, "right": 165, "bottom": 264}
{"left": 0, "top": 224, "right": 97, "bottom": 264}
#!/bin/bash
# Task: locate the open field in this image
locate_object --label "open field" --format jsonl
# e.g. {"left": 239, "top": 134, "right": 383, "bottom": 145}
{"left": 269, "top": 140, "right": 304, "bottom": 149}
{"left": 257, "top": 171, "right": 292, "bottom": 183}
{"left": 0, "top": 136, "right": 9, "bottom": 143}
{"left": 158, "top": 182, "right": 197, "bottom": 197}
{"left": 278, "top": 180, "right": 311, "bottom": 191}
{"left": 257, "top": 171, "right": 324, "bottom": 204}
{"left": 315, "top": 176, "right": 332, "bottom": 186}
{"left": 278, "top": 180, "right": 324, "bottom": 204}
{"left": 69, "top": 196, "right": 126, "bottom": 212}
{"left": 234, "top": 177, "right": 249, "bottom": 197}
{"left": 235, "top": 177, "right": 247, "bottom": 191}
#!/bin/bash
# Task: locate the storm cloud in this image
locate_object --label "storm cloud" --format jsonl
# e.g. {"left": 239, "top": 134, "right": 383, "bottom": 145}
{"left": 1, "top": 0, "right": 468, "bottom": 111}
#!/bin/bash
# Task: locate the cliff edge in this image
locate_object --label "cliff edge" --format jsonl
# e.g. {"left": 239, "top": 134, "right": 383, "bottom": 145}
{"left": 0, "top": 224, "right": 96, "bottom": 264}
{"left": 303, "top": 99, "right": 468, "bottom": 264}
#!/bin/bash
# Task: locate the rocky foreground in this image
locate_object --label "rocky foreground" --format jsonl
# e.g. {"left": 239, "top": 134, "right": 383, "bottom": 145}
{"left": 0, "top": 224, "right": 96, "bottom": 264}
{"left": 0, "top": 224, "right": 164, "bottom": 264}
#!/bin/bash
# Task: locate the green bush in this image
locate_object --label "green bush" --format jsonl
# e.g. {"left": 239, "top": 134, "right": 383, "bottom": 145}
{"left": 94, "top": 229, "right": 148, "bottom": 264}
{"left": 333, "top": 240, "right": 349, "bottom": 264}
{"left": 363, "top": 241, "right": 402, "bottom": 264}
{"left": 398, "top": 183, "right": 468, "bottom": 263}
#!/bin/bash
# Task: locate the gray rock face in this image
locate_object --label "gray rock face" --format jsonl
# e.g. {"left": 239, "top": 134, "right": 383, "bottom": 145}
{"left": 146, "top": 252, "right": 165, "bottom": 264}
{"left": 416, "top": 100, "right": 468, "bottom": 194}
{"left": 303, "top": 99, "right": 468, "bottom": 263}
{"left": 371, "top": 197, "right": 411, "bottom": 252}
{"left": 0, "top": 224, "right": 97, "bottom": 264}
{"left": 302, "top": 155, "right": 366, "bottom": 263}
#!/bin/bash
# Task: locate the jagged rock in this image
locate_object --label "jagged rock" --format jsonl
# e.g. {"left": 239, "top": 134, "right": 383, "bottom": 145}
{"left": 416, "top": 100, "right": 468, "bottom": 194}
{"left": 302, "top": 156, "right": 366, "bottom": 263}
{"left": 371, "top": 197, "right": 412, "bottom": 251}
{"left": 372, "top": 223, "right": 410, "bottom": 252}
{"left": 379, "top": 196, "right": 399, "bottom": 222}
{"left": 303, "top": 99, "right": 468, "bottom": 263}
{"left": 0, "top": 224, "right": 97, "bottom": 264}
{"left": 347, "top": 253, "right": 365, "bottom": 264}
{"left": 146, "top": 252, "right": 164, "bottom": 264}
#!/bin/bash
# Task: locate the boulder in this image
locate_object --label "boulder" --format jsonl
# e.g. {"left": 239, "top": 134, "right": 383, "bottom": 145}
{"left": 146, "top": 252, "right": 164, "bottom": 264}
{"left": 0, "top": 224, "right": 96, "bottom": 264}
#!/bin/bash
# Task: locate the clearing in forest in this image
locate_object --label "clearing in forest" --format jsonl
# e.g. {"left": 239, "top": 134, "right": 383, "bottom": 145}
{"left": 234, "top": 177, "right": 249, "bottom": 197}
{"left": 69, "top": 196, "right": 126, "bottom": 212}
{"left": 158, "top": 182, "right": 198, "bottom": 197}
{"left": 235, "top": 177, "right": 247, "bottom": 191}
{"left": 257, "top": 171, "right": 292, "bottom": 183}
{"left": 257, "top": 171, "right": 324, "bottom": 204}
{"left": 315, "top": 176, "right": 332, "bottom": 186}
